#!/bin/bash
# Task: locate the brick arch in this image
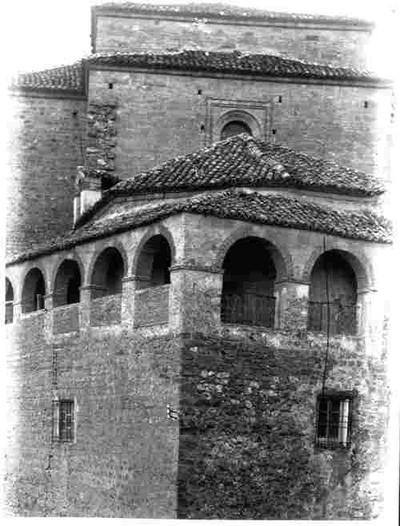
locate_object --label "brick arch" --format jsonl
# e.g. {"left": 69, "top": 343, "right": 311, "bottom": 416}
{"left": 216, "top": 110, "right": 262, "bottom": 139}
{"left": 50, "top": 253, "right": 85, "bottom": 294}
{"left": 131, "top": 224, "right": 176, "bottom": 277}
{"left": 214, "top": 225, "right": 293, "bottom": 282}
{"left": 86, "top": 240, "right": 129, "bottom": 286}
{"left": 302, "top": 244, "right": 373, "bottom": 290}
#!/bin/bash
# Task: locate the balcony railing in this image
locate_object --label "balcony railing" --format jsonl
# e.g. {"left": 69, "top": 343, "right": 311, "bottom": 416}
{"left": 308, "top": 301, "right": 357, "bottom": 335}
{"left": 221, "top": 292, "right": 275, "bottom": 328}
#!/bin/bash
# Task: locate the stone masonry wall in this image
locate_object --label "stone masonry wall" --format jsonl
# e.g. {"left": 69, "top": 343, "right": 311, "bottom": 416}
{"left": 87, "top": 69, "right": 392, "bottom": 181}
{"left": 94, "top": 15, "right": 372, "bottom": 69}
{"left": 7, "top": 94, "right": 87, "bottom": 258}
{"left": 4, "top": 318, "right": 181, "bottom": 517}
{"left": 177, "top": 332, "right": 388, "bottom": 520}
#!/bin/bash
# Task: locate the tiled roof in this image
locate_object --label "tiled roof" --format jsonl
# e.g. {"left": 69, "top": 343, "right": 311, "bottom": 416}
{"left": 11, "top": 49, "right": 384, "bottom": 94}
{"left": 11, "top": 62, "right": 85, "bottom": 94}
{"left": 91, "top": 135, "right": 383, "bottom": 208}
{"left": 7, "top": 189, "right": 391, "bottom": 265}
{"left": 89, "top": 50, "right": 381, "bottom": 83}
{"left": 94, "top": 3, "right": 373, "bottom": 28}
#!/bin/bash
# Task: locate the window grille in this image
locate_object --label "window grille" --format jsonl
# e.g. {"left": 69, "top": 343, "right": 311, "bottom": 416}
{"left": 316, "top": 393, "right": 353, "bottom": 449}
{"left": 52, "top": 399, "right": 75, "bottom": 442}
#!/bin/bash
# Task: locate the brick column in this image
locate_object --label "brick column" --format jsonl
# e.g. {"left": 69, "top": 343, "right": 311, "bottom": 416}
{"left": 274, "top": 280, "right": 310, "bottom": 331}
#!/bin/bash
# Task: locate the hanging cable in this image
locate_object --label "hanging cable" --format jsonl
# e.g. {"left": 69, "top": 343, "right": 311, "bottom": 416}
{"left": 321, "top": 236, "right": 331, "bottom": 396}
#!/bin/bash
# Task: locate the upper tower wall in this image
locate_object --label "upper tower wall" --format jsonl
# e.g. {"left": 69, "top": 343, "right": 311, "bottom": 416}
{"left": 91, "top": 3, "right": 374, "bottom": 68}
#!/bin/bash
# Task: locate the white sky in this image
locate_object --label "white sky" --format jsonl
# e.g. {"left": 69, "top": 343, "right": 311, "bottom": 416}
{"left": 2, "top": 0, "right": 399, "bottom": 77}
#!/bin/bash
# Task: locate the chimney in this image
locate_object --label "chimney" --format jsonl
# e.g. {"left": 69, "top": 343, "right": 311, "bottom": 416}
{"left": 73, "top": 166, "right": 102, "bottom": 225}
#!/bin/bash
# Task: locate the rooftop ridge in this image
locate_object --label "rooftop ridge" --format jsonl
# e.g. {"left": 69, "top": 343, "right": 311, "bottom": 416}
{"left": 93, "top": 2, "right": 374, "bottom": 28}
{"left": 10, "top": 49, "right": 388, "bottom": 94}
{"left": 74, "top": 134, "right": 383, "bottom": 227}
{"left": 87, "top": 49, "right": 383, "bottom": 83}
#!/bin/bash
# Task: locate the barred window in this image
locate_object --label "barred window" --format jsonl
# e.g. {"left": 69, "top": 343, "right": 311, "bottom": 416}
{"left": 53, "top": 399, "right": 75, "bottom": 442}
{"left": 316, "top": 393, "right": 353, "bottom": 449}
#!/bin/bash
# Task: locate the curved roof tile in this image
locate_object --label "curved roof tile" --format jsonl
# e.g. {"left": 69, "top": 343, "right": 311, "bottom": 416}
{"left": 104, "top": 134, "right": 383, "bottom": 200}
{"left": 7, "top": 189, "right": 391, "bottom": 266}
{"left": 89, "top": 50, "right": 382, "bottom": 83}
{"left": 11, "top": 62, "right": 85, "bottom": 94}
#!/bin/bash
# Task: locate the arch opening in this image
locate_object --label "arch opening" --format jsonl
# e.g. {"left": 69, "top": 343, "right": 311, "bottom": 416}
{"left": 91, "top": 247, "right": 124, "bottom": 299}
{"left": 5, "top": 278, "right": 14, "bottom": 324}
{"left": 221, "top": 237, "right": 276, "bottom": 327}
{"left": 136, "top": 235, "right": 171, "bottom": 290}
{"left": 54, "top": 260, "right": 82, "bottom": 307}
{"left": 307, "top": 250, "right": 358, "bottom": 335}
{"left": 220, "top": 120, "right": 252, "bottom": 140}
{"left": 22, "top": 268, "right": 45, "bottom": 313}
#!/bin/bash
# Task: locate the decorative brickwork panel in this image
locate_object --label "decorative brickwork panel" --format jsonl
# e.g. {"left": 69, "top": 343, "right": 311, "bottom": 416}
{"left": 90, "top": 294, "right": 121, "bottom": 326}
{"left": 53, "top": 304, "right": 80, "bottom": 334}
{"left": 135, "top": 285, "right": 170, "bottom": 327}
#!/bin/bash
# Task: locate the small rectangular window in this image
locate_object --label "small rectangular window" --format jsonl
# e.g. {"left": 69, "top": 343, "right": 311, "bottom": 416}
{"left": 316, "top": 392, "right": 353, "bottom": 449}
{"left": 53, "top": 399, "right": 75, "bottom": 442}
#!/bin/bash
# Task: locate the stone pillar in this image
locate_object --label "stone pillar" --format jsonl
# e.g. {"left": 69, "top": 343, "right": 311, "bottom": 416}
{"left": 169, "top": 264, "right": 223, "bottom": 335}
{"left": 121, "top": 276, "right": 137, "bottom": 328}
{"left": 79, "top": 285, "right": 93, "bottom": 329}
{"left": 274, "top": 280, "right": 310, "bottom": 331}
{"left": 43, "top": 293, "right": 54, "bottom": 341}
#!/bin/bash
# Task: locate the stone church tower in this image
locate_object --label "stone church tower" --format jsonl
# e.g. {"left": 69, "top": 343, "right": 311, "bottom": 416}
{"left": 5, "top": 2, "right": 394, "bottom": 519}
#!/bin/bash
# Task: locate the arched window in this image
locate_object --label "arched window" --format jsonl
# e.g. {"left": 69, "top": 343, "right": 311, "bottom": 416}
{"left": 22, "top": 268, "right": 45, "bottom": 313}
{"left": 91, "top": 247, "right": 124, "bottom": 299}
{"left": 221, "top": 237, "right": 276, "bottom": 327}
{"left": 308, "top": 250, "right": 357, "bottom": 335}
{"left": 53, "top": 260, "right": 82, "bottom": 307}
{"left": 220, "top": 120, "right": 252, "bottom": 140}
{"left": 136, "top": 235, "right": 171, "bottom": 290}
{"left": 5, "top": 278, "right": 14, "bottom": 324}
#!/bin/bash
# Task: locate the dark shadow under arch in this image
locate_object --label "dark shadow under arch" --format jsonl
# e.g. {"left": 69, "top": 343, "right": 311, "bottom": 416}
{"left": 53, "top": 260, "right": 82, "bottom": 307}
{"left": 307, "top": 250, "right": 358, "bottom": 335}
{"left": 136, "top": 235, "right": 172, "bottom": 290}
{"left": 91, "top": 247, "right": 125, "bottom": 299}
{"left": 5, "top": 278, "right": 14, "bottom": 323}
{"left": 22, "top": 268, "right": 45, "bottom": 313}
{"left": 221, "top": 236, "right": 277, "bottom": 327}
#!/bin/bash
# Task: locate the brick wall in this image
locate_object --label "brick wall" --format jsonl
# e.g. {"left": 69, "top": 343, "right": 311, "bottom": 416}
{"left": 7, "top": 94, "right": 87, "bottom": 258}
{"left": 87, "top": 69, "right": 392, "bottom": 180}
{"left": 94, "top": 15, "right": 371, "bottom": 68}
